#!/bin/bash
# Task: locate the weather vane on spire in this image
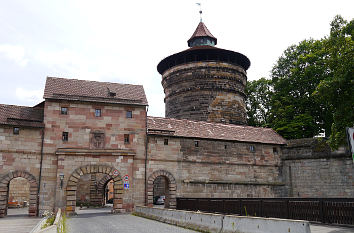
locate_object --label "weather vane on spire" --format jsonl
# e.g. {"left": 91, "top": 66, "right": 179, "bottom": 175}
{"left": 196, "top": 3, "right": 202, "bottom": 22}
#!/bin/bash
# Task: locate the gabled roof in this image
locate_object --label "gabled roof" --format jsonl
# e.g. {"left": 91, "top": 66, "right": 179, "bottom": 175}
{"left": 148, "top": 116, "right": 286, "bottom": 145}
{"left": 0, "top": 104, "right": 44, "bottom": 128}
{"left": 44, "top": 77, "right": 148, "bottom": 106}
{"left": 188, "top": 22, "right": 217, "bottom": 45}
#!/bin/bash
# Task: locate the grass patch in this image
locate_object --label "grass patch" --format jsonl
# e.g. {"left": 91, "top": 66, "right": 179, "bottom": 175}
{"left": 58, "top": 212, "right": 67, "bottom": 233}
{"left": 41, "top": 215, "right": 55, "bottom": 229}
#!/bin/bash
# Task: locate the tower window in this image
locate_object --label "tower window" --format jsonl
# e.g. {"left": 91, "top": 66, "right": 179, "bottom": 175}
{"left": 124, "top": 134, "right": 130, "bottom": 144}
{"left": 13, "top": 127, "right": 19, "bottom": 135}
{"left": 95, "top": 109, "right": 101, "bottom": 117}
{"left": 61, "top": 107, "right": 68, "bottom": 115}
{"left": 194, "top": 141, "right": 199, "bottom": 147}
{"left": 164, "top": 139, "right": 168, "bottom": 145}
{"left": 249, "top": 145, "right": 256, "bottom": 152}
{"left": 126, "top": 111, "right": 132, "bottom": 118}
{"left": 62, "top": 132, "right": 68, "bottom": 141}
{"left": 224, "top": 144, "right": 227, "bottom": 149}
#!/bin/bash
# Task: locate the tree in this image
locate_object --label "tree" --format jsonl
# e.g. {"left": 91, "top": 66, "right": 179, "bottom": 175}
{"left": 245, "top": 78, "right": 272, "bottom": 127}
{"left": 269, "top": 39, "right": 331, "bottom": 139}
{"left": 313, "top": 16, "right": 354, "bottom": 148}
{"left": 246, "top": 15, "right": 353, "bottom": 148}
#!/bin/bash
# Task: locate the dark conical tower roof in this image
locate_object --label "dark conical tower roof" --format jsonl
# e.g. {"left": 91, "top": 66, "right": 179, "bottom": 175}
{"left": 187, "top": 22, "right": 217, "bottom": 47}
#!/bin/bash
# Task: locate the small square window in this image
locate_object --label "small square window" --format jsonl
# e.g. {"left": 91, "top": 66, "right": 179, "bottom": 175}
{"left": 95, "top": 109, "right": 101, "bottom": 117}
{"left": 164, "top": 139, "right": 168, "bottom": 145}
{"left": 273, "top": 147, "right": 278, "bottom": 155}
{"left": 62, "top": 132, "right": 68, "bottom": 141}
{"left": 126, "top": 111, "right": 132, "bottom": 118}
{"left": 124, "top": 134, "right": 130, "bottom": 144}
{"left": 61, "top": 107, "right": 68, "bottom": 115}
{"left": 13, "top": 127, "right": 19, "bottom": 135}
{"left": 194, "top": 141, "right": 199, "bottom": 147}
{"left": 250, "top": 145, "right": 256, "bottom": 152}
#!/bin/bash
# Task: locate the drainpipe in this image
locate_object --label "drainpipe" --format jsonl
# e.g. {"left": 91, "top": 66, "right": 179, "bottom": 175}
{"left": 144, "top": 106, "right": 149, "bottom": 206}
{"left": 37, "top": 127, "right": 45, "bottom": 216}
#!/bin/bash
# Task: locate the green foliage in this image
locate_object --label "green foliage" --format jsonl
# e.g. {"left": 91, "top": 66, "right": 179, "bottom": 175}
{"left": 42, "top": 215, "right": 55, "bottom": 229}
{"left": 58, "top": 212, "right": 67, "bottom": 233}
{"left": 247, "top": 15, "right": 353, "bottom": 148}
{"left": 245, "top": 78, "right": 272, "bottom": 127}
{"left": 270, "top": 39, "right": 331, "bottom": 139}
{"left": 313, "top": 16, "right": 354, "bottom": 148}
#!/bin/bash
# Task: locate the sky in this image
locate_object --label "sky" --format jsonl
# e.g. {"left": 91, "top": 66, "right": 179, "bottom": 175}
{"left": 0, "top": 0, "right": 353, "bottom": 117}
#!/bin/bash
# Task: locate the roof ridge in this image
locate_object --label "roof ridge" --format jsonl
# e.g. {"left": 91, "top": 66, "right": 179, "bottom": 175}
{"left": 46, "top": 76, "right": 143, "bottom": 87}
{"left": 0, "top": 103, "right": 35, "bottom": 109}
{"left": 148, "top": 116, "right": 272, "bottom": 130}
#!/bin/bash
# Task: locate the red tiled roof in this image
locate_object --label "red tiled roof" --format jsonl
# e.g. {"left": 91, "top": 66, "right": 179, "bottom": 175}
{"left": 147, "top": 116, "right": 286, "bottom": 145}
{"left": 0, "top": 104, "right": 44, "bottom": 128}
{"left": 44, "top": 77, "right": 148, "bottom": 106}
{"left": 188, "top": 22, "right": 217, "bottom": 43}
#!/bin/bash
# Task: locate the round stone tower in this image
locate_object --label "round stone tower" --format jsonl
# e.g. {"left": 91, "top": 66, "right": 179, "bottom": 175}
{"left": 157, "top": 21, "right": 250, "bottom": 125}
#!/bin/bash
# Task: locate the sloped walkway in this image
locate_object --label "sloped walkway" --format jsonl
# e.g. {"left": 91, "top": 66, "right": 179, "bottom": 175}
{"left": 0, "top": 208, "right": 40, "bottom": 233}
{"left": 68, "top": 207, "right": 197, "bottom": 233}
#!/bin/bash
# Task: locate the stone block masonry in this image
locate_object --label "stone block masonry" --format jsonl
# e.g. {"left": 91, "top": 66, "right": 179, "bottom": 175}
{"left": 281, "top": 138, "right": 354, "bottom": 197}
{"left": 162, "top": 62, "right": 248, "bottom": 125}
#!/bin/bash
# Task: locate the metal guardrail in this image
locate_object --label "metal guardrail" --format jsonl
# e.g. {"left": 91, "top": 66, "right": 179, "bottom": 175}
{"left": 176, "top": 198, "right": 354, "bottom": 225}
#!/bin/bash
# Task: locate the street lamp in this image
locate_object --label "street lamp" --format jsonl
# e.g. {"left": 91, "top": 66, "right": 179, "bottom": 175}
{"left": 59, "top": 174, "right": 64, "bottom": 189}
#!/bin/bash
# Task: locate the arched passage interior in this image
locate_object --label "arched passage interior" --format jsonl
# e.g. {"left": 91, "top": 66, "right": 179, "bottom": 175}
{"left": 0, "top": 170, "right": 38, "bottom": 217}
{"left": 65, "top": 164, "right": 123, "bottom": 215}
{"left": 147, "top": 170, "right": 176, "bottom": 209}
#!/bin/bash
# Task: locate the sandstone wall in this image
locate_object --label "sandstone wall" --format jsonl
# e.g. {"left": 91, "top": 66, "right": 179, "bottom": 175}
{"left": 42, "top": 100, "right": 147, "bottom": 212}
{"left": 0, "top": 125, "right": 43, "bottom": 216}
{"left": 281, "top": 138, "right": 354, "bottom": 197}
{"left": 162, "top": 62, "right": 247, "bottom": 125}
{"left": 8, "top": 177, "right": 30, "bottom": 204}
{"left": 147, "top": 135, "right": 283, "bottom": 199}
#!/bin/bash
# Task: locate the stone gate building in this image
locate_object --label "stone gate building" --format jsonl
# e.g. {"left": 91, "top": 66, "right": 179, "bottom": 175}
{"left": 0, "top": 21, "right": 353, "bottom": 217}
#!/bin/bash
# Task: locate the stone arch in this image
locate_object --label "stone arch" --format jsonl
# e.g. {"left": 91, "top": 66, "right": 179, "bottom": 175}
{"left": 65, "top": 164, "right": 123, "bottom": 215}
{"left": 147, "top": 170, "right": 176, "bottom": 209}
{"left": 95, "top": 174, "right": 112, "bottom": 206}
{"left": 0, "top": 170, "right": 38, "bottom": 217}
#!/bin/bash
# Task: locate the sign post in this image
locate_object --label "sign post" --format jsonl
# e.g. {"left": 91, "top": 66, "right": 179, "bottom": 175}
{"left": 346, "top": 127, "right": 354, "bottom": 162}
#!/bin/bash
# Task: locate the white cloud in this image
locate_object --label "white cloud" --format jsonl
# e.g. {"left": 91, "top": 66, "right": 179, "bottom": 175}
{"left": 15, "top": 87, "right": 42, "bottom": 103}
{"left": 0, "top": 44, "right": 28, "bottom": 67}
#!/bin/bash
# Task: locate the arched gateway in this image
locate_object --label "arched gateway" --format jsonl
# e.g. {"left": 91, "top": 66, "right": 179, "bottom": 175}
{"left": 147, "top": 170, "right": 176, "bottom": 208}
{"left": 66, "top": 164, "right": 123, "bottom": 215}
{"left": 0, "top": 170, "right": 38, "bottom": 217}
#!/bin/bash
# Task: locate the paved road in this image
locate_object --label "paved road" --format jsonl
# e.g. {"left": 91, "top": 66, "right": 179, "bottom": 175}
{"left": 68, "top": 207, "right": 354, "bottom": 233}
{"left": 68, "top": 207, "right": 197, "bottom": 233}
{"left": 0, "top": 207, "right": 41, "bottom": 233}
